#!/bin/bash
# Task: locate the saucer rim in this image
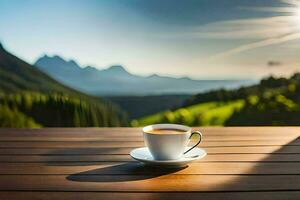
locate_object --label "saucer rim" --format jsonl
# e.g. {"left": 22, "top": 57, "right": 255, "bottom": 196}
{"left": 130, "top": 147, "right": 206, "bottom": 164}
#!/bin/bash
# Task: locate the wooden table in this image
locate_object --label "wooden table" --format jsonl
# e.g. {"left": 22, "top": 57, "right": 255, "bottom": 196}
{"left": 0, "top": 127, "right": 300, "bottom": 199}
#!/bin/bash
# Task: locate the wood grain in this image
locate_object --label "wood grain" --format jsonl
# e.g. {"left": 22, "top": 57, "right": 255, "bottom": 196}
{"left": 0, "top": 127, "right": 299, "bottom": 137}
{"left": 0, "top": 127, "right": 300, "bottom": 200}
{"left": 1, "top": 139, "right": 300, "bottom": 148}
{"left": 1, "top": 174, "right": 300, "bottom": 192}
{"left": 1, "top": 145, "right": 300, "bottom": 154}
{"left": 1, "top": 191, "right": 300, "bottom": 200}
{"left": 0, "top": 154, "right": 300, "bottom": 162}
{"left": 0, "top": 162, "right": 300, "bottom": 175}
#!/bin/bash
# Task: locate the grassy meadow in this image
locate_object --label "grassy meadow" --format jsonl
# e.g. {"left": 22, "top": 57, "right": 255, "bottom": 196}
{"left": 132, "top": 100, "right": 244, "bottom": 127}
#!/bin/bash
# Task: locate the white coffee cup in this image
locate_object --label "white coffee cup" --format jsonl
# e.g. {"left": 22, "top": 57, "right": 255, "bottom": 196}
{"left": 143, "top": 124, "right": 202, "bottom": 160}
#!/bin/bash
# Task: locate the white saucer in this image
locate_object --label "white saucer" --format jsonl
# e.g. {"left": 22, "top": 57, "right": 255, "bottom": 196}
{"left": 130, "top": 147, "right": 206, "bottom": 167}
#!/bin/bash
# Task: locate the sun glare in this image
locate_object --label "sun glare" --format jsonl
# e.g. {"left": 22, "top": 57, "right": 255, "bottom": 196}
{"left": 289, "top": 3, "right": 300, "bottom": 30}
{"left": 295, "top": 6, "right": 300, "bottom": 19}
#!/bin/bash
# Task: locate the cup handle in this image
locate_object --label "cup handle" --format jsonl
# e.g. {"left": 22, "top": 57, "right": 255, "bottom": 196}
{"left": 184, "top": 131, "right": 202, "bottom": 154}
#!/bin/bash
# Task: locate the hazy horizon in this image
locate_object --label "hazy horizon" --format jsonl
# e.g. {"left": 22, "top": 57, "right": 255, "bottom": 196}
{"left": 34, "top": 53, "right": 259, "bottom": 81}
{"left": 1, "top": 0, "right": 300, "bottom": 79}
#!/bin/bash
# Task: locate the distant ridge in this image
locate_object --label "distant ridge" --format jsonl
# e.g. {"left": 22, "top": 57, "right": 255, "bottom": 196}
{"left": 35, "top": 55, "right": 257, "bottom": 95}
{"left": 0, "top": 44, "right": 128, "bottom": 127}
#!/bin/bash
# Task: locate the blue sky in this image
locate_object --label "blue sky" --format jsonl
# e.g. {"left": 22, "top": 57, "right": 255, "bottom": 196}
{"left": 0, "top": 0, "right": 300, "bottom": 79}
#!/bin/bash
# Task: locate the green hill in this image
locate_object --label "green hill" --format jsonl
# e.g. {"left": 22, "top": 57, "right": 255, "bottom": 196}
{"left": 226, "top": 94, "right": 300, "bottom": 126}
{"left": 132, "top": 100, "right": 244, "bottom": 127}
{"left": 0, "top": 43, "right": 79, "bottom": 94}
{"left": 0, "top": 43, "right": 128, "bottom": 127}
{"left": 134, "top": 73, "right": 300, "bottom": 127}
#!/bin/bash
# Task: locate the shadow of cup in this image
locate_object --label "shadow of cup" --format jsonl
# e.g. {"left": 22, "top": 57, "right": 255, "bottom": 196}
{"left": 67, "top": 162, "right": 187, "bottom": 182}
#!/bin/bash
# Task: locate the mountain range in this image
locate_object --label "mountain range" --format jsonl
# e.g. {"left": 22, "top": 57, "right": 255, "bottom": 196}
{"left": 0, "top": 43, "right": 127, "bottom": 127}
{"left": 35, "top": 55, "right": 256, "bottom": 96}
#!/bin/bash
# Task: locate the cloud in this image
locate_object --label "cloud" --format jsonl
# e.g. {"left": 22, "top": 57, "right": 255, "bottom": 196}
{"left": 207, "top": 32, "right": 300, "bottom": 60}
{"left": 281, "top": 0, "right": 300, "bottom": 6}
{"left": 191, "top": 16, "right": 296, "bottom": 40}
{"left": 193, "top": 0, "right": 300, "bottom": 60}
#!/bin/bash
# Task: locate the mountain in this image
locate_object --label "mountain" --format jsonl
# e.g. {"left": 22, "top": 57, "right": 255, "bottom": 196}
{"left": 35, "top": 55, "right": 256, "bottom": 95}
{"left": 0, "top": 43, "right": 128, "bottom": 127}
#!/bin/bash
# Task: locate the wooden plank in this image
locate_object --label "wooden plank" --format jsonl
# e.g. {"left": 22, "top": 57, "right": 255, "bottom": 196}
{"left": 1, "top": 191, "right": 300, "bottom": 200}
{"left": 0, "top": 154, "right": 300, "bottom": 162}
{"left": 5, "top": 127, "right": 242, "bottom": 135}
{"left": 1, "top": 162, "right": 300, "bottom": 175}
{"left": 1, "top": 145, "right": 300, "bottom": 154}
{"left": 0, "top": 127, "right": 299, "bottom": 137}
{"left": 0, "top": 133, "right": 299, "bottom": 142}
{"left": 0, "top": 140, "right": 300, "bottom": 147}
{"left": 0, "top": 139, "right": 299, "bottom": 148}
{"left": 1, "top": 174, "right": 300, "bottom": 192}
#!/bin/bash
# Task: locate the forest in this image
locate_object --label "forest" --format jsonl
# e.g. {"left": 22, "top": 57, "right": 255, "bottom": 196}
{"left": 0, "top": 92, "right": 128, "bottom": 127}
